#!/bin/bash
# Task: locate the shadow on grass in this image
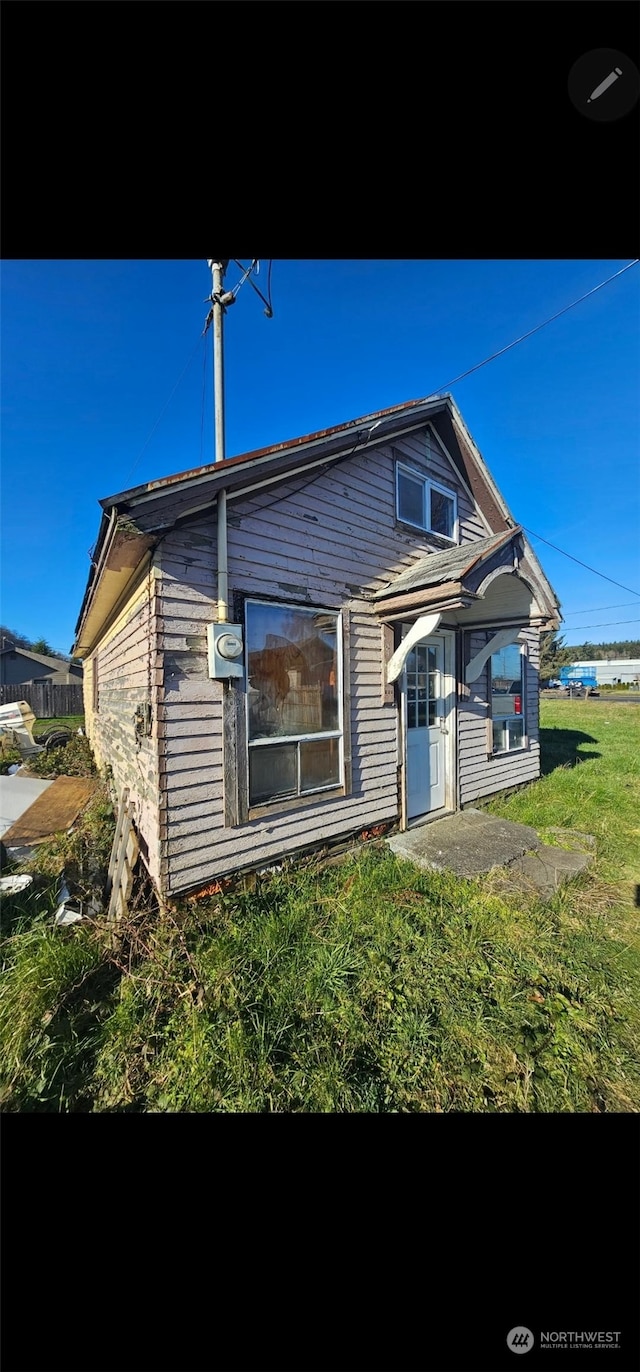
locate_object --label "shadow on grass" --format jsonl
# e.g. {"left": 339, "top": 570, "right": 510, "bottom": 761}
{"left": 540, "top": 728, "right": 600, "bottom": 777}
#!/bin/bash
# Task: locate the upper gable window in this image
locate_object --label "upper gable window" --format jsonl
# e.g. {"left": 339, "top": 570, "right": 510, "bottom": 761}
{"left": 396, "top": 463, "right": 458, "bottom": 542}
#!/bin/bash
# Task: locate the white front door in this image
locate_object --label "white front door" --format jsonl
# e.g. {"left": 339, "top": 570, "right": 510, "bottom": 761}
{"left": 405, "top": 635, "right": 448, "bottom": 819}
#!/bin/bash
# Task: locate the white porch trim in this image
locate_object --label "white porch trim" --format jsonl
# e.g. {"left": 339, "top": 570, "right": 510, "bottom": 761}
{"left": 386, "top": 612, "right": 443, "bottom": 683}
{"left": 464, "top": 626, "right": 521, "bottom": 684}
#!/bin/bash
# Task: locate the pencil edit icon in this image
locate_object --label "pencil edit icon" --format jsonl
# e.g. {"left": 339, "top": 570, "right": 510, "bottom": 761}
{"left": 568, "top": 49, "right": 639, "bottom": 121}
{"left": 587, "top": 67, "right": 622, "bottom": 102}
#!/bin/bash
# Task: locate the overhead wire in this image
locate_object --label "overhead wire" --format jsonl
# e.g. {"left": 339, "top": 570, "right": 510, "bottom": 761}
{"left": 236, "top": 258, "right": 274, "bottom": 317}
{"left": 562, "top": 602, "right": 640, "bottom": 617}
{"left": 522, "top": 526, "right": 640, "bottom": 599}
{"left": 234, "top": 423, "right": 383, "bottom": 517}
{"left": 427, "top": 258, "right": 639, "bottom": 396}
{"left": 561, "top": 618, "right": 640, "bottom": 631}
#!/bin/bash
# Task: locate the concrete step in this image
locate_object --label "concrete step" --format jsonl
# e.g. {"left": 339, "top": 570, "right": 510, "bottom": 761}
{"left": 387, "top": 808, "right": 542, "bottom": 879}
{"left": 387, "top": 810, "right": 594, "bottom": 898}
{"left": 499, "top": 844, "right": 593, "bottom": 899}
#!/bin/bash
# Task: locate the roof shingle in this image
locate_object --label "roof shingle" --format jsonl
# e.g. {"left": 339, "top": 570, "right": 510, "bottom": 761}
{"left": 373, "top": 529, "right": 518, "bottom": 599}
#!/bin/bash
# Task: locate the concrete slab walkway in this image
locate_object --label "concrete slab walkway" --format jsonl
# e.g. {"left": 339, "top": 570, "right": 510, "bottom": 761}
{"left": 387, "top": 808, "right": 593, "bottom": 897}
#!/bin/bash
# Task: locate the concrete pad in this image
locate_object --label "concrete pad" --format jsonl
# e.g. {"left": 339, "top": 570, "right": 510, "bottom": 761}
{"left": 387, "top": 808, "right": 542, "bottom": 878}
{"left": 0, "top": 775, "right": 53, "bottom": 839}
{"left": 505, "top": 846, "right": 593, "bottom": 899}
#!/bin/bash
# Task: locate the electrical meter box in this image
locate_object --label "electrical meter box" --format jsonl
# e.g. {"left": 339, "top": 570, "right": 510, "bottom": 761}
{"left": 207, "top": 623, "right": 244, "bottom": 679}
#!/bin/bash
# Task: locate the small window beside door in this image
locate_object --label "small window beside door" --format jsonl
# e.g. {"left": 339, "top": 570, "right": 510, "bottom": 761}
{"left": 490, "top": 642, "right": 525, "bottom": 752}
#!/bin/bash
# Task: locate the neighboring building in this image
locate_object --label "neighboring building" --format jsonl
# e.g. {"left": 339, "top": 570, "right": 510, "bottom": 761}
{"left": 73, "top": 393, "right": 560, "bottom": 902}
{"left": 562, "top": 659, "right": 640, "bottom": 686}
{"left": 0, "top": 646, "right": 83, "bottom": 687}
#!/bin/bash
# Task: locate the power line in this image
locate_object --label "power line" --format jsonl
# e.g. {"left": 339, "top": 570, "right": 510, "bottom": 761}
{"left": 563, "top": 602, "right": 640, "bottom": 617}
{"left": 428, "top": 259, "right": 639, "bottom": 395}
{"left": 563, "top": 619, "right": 640, "bottom": 632}
{"left": 522, "top": 526, "right": 640, "bottom": 599}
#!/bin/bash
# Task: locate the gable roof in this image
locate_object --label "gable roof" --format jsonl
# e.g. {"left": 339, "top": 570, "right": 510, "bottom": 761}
{"left": 0, "top": 646, "right": 78, "bottom": 673}
{"left": 73, "top": 393, "right": 561, "bottom": 654}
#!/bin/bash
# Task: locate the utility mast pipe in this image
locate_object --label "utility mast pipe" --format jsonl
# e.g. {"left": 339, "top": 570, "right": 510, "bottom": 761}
{"left": 209, "top": 260, "right": 229, "bottom": 621}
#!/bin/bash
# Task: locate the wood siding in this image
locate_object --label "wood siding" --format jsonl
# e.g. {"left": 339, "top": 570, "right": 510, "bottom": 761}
{"left": 155, "top": 429, "right": 478, "bottom": 896}
{"left": 88, "top": 424, "right": 538, "bottom": 898}
{"left": 83, "top": 570, "right": 163, "bottom": 888}
{"left": 458, "top": 627, "right": 540, "bottom": 805}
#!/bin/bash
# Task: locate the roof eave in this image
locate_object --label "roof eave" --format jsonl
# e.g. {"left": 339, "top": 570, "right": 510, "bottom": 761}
{"left": 73, "top": 522, "right": 157, "bottom": 657}
{"left": 98, "top": 396, "right": 451, "bottom": 513}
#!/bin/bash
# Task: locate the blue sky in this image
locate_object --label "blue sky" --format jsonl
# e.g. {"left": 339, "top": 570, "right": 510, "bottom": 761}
{"left": 1, "top": 260, "right": 639, "bottom": 655}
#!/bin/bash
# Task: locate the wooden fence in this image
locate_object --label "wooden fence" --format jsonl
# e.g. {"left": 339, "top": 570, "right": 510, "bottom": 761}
{"left": 0, "top": 681, "right": 85, "bottom": 718}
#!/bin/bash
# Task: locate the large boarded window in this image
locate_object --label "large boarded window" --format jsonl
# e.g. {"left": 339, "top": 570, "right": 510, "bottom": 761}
{"left": 245, "top": 601, "right": 343, "bottom": 807}
{"left": 490, "top": 642, "right": 525, "bottom": 752}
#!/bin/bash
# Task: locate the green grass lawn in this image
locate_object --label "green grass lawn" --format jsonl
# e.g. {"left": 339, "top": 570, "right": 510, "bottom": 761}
{"left": 32, "top": 715, "right": 84, "bottom": 737}
{"left": 1, "top": 700, "right": 638, "bottom": 1113}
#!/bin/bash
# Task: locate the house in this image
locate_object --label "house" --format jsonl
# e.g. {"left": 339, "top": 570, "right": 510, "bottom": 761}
{"left": 0, "top": 646, "right": 83, "bottom": 687}
{"left": 73, "top": 393, "right": 560, "bottom": 901}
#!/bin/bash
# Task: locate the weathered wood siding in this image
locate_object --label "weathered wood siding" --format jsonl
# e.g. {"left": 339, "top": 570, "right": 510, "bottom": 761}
{"left": 155, "top": 427, "right": 479, "bottom": 895}
{"left": 157, "top": 522, "right": 398, "bottom": 893}
{"left": 85, "top": 425, "right": 536, "bottom": 898}
{"left": 83, "top": 569, "right": 163, "bottom": 888}
{"left": 458, "top": 627, "right": 540, "bottom": 805}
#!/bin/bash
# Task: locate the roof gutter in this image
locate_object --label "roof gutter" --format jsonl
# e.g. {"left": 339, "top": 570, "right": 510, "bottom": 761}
{"left": 72, "top": 507, "right": 118, "bottom": 648}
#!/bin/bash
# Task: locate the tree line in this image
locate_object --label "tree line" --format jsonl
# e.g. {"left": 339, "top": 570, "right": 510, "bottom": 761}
{"left": 540, "top": 634, "right": 640, "bottom": 678}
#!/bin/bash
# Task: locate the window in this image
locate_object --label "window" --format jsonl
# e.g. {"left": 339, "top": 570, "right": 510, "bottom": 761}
{"left": 490, "top": 642, "right": 525, "bottom": 752}
{"left": 245, "top": 601, "right": 343, "bottom": 807}
{"left": 396, "top": 463, "right": 457, "bottom": 541}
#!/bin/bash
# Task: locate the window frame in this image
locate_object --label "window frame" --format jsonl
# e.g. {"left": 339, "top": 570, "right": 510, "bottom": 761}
{"left": 395, "top": 461, "right": 459, "bottom": 543}
{"left": 489, "top": 640, "right": 527, "bottom": 754}
{"left": 244, "top": 598, "right": 345, "bottom": 810}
